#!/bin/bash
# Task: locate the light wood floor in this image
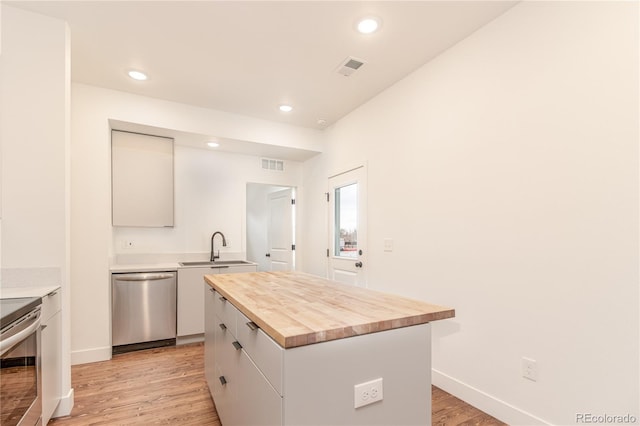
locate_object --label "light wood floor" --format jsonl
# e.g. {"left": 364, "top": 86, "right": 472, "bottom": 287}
{"left": 50, "top": 343, "right": 506, "bottom": 426}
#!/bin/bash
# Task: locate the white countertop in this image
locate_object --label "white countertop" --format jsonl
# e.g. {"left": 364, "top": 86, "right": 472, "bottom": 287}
{"left": 110, "top": 263, "right": 180, "bottom": 273}
{"left": 110, "top": 260, "right": 258, "bottom": 273}
{"left": 0, "top": 285, "right": 61, "bottom": 299}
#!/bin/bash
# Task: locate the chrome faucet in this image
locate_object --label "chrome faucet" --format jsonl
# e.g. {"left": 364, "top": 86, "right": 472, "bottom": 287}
{"left": 210, "top": 231, "right": 227, "bottom": 262}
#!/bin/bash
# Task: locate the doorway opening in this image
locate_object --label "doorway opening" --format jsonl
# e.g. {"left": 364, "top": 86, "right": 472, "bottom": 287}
{"left": 246, "top": 183, "right": 296, "bottom": 272}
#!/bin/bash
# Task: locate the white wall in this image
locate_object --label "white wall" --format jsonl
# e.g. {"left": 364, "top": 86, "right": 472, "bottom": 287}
{"left": 0, "top": 4, "right": 73, "bottom": 416}
{"left": 113, "top": 149, "right": 301, "bottom": 258}
{"left": 71, "top": 83, "right": 317, "bottom": 363}
{"left": 1, "top": 6, "right": 68, "bottom": 267}
{"left": 301, "top": 2, "right": 638, "bottom": 425}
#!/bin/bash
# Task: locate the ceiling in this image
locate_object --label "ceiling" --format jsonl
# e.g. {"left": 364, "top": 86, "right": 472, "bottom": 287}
{"left": 10, "top": 1, "right": 516, "bottom": 130}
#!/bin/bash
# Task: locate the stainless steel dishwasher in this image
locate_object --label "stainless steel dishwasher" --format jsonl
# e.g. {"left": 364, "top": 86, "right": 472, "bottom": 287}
{"left": 112, "top": 271, "right": 176, "bottom": 354}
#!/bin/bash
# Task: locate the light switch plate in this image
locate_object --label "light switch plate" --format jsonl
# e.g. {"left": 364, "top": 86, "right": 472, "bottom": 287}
{"left": 522, "top": 357, "right": 538, "bottom": 381}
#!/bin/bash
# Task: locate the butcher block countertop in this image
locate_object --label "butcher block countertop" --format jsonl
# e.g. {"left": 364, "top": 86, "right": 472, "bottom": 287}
{"left": 204, "top": 271, "right": 455, "bottom": 349}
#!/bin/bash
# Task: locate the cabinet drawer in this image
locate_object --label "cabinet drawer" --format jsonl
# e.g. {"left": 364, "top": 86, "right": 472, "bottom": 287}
{"left": 213, "top": 362, "right": 236, "bottom": 426}
{"left": 238, "top": 349, "right": 282, "bottom": 426}
{"left": 214, "top": 323, "right": 243, "bottom": 426}
{"left": 237, "top": 311, "right": 284, "bottom": 396}
{"left": 214, "top": 291, "right": 237, "bottom": 336}
{"left": 41, "top": 288, "right": 61, "bottom": 324}
{"left": 215, "top": 313, "right": 236, "bottom": 371}
{"left": 204, "top": 285, "right": 217, "bottom": 390}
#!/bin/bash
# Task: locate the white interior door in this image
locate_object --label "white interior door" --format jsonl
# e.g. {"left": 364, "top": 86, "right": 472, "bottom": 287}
{"left": 267, "top": 188, "right": 294, "bottom": 271}
{"left": 328, "top": 166, "right": 367, "bottom": 287}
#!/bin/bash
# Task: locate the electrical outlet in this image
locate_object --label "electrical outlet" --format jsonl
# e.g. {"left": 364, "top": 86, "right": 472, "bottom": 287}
{"left": 522, "top": 357, "right": 538, "bottom": 381}
{"left": 354, "top": 378, "right": 383, "bottom": 409}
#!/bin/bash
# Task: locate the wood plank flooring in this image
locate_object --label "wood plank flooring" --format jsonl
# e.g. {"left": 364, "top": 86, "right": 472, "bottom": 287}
{"left": 50, "top": 343, "right": 506, "bottom": 426}
{"left": 432, "top": 386, "right": 506, "bottom": 426}
{"left": 49, "top": 343, "right": 218, "bottom": 425}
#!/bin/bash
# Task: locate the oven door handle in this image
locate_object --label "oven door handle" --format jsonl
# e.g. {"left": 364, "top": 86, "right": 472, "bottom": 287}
{"left": 0, "top": 311, "right": 41, "bottom": 356}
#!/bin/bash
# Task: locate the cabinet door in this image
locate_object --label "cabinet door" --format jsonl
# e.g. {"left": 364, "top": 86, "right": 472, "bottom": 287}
{"left": 204, "top": 284, "right": 217, "bottom": 390}
{"left": 111, "top": 130, "right": 174, "bottom": 227}
{"left": 237, "top": 350, "right": 282, "bottom": 426}
{"left": 42, "top": 311, "right": 61, "bottom": 425}
{"left": 177, "top": 267, "right": 213, "bottom": 336}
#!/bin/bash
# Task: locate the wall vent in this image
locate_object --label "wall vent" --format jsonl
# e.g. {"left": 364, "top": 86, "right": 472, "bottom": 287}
{"left": 336, "top": 57, "right": 366, "bottom": 77}
{"left": 261, "top": 158, "right": 284, "bottom": 172}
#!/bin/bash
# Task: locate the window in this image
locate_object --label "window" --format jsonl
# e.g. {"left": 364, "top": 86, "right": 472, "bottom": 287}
{"left": 334, "top": 183, "right": 358, "bottom": 258}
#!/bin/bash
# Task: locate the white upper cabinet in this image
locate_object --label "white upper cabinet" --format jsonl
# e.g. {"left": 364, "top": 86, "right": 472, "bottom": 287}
{"left": 111, "top": 130, "right": 174, "bottom": 227}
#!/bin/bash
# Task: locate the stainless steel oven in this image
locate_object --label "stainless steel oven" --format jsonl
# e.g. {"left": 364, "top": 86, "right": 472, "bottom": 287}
{"left": 0, "top": 298, "right": 42, "bottom": 426}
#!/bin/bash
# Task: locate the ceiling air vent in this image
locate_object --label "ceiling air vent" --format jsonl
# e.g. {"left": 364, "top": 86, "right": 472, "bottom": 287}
{"left": 261, "top": 158, "right": 284, "bottom": 172}
{"left": 336, "top": 57, "right": 365, "bottom": 77}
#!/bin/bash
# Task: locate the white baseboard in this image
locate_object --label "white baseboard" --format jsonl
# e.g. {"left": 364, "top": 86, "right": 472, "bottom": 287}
{"left": 432, "top": 369, "right": 551, "bottom": 426}
{"left": 71, "top": 346, "right": 111, "bottom": 365}
{"left": 53, "top": 388, "right": 74, "bottom": 417}
{"left": 177, "top": 334, "right": 204, "bottom": 345}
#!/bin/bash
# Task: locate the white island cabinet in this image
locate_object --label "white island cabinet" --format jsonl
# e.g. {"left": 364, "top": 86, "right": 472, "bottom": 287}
{"left": 177, "top": 264, "right": 256, "bottom": 340}
{"left": 204, "top": 271, "right": 455, "bottom": 426}
{"left": 205, "top": 286, "right": 282, "bottom": 426}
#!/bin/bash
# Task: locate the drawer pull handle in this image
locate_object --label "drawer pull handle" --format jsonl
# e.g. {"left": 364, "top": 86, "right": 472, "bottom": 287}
{"left": 219, "top": 376, "right": 227, "bottom": 385}
{"left": 232, "top": 341, "right": 243, "bottom": 350}
{"left": 246, "top": 321, "right": 258, "bottom": 331}
{"left": 209, "top": 288, "right": 215, "bottom": 293}
{"left": 47, "top": 291, "right": 58, "bottom": 297}
{"left": 219, "top": 296, "right": 227, "bottom": 302}
{"left": 219, "top": 323, "right": 227, "bottom": 330}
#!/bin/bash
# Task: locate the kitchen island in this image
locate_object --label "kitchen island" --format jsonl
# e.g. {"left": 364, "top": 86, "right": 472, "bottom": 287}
{"left": 204, "top": 271, "right": 455, "bottom": 426}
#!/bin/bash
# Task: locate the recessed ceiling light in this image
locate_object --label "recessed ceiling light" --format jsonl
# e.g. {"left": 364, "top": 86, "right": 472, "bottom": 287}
{"left": 207, "top": 141, "right": 220, "bottom": 148}
{"left": 356, "top": 17, "right": 381, "bottom": 34}
{"left": 279, "top": 104, "right": 293, "bottom": 113}
{"left": 128, "top": 70, "right": 148, "bottom": 81}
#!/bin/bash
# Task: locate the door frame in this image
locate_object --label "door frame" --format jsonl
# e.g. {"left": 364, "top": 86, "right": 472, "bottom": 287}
{"left": 267, "top": 187, "right": 295, "bottom": 271}
{"left": 245, "top": 183, "right": 296, "bottom": 272}
{"left": 327, "top": 162, "right": 368, "bottom": 287}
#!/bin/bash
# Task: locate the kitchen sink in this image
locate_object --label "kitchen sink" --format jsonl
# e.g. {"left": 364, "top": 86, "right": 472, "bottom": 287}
{"left": 179, "top": 260, "right": 254, "bottom": 267}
